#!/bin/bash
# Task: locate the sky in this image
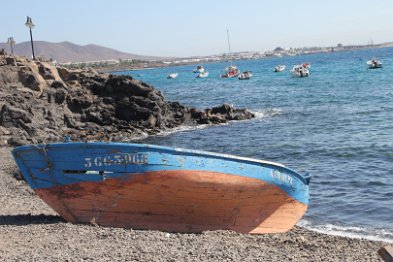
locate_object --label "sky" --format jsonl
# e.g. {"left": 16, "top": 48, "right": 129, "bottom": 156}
{"left": 1, "top": 0, "right": 393, "bottom": 57}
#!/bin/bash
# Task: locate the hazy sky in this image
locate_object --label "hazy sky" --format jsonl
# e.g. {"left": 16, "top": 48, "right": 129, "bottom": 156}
{"left": 1, "top": 0, "right": 393, "bottom": 57}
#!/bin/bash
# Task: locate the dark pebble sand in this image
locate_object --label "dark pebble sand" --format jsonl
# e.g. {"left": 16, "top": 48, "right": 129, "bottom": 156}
{"left": 0, "top": 147, "right": 387, "bottom": 261}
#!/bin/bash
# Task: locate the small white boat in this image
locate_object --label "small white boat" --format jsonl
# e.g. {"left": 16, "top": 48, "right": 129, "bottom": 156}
{"left": 196, "top": 71, "right": 209, "bottom": 78}
{"left": 291, "top": 65, "right": 309, "bottom": 78}
{"left": 221, "top": 65, "right": 240, "bottom": 78}
{"left": 167, "top": 73, "right": 178, "bottom": 79}
{"left": 367, "top": 59, "right": 382, "bottom": 69}
{"left": 193, "top": 65, "right": 205, "bottom": 73}
{"left": 238, "top": 71, "right": 253, "bottom": 80}
{"left": 274, "top": 65, "right": 286, "bottom": 72}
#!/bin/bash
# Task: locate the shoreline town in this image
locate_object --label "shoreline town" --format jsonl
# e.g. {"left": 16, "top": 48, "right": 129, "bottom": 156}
{"left": 51, "top": 41, "right": 393, "bottom": 72}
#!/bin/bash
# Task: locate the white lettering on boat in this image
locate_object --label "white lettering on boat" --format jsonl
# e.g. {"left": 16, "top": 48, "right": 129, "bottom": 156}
{"left": 84, "top": 153, "right": 148, "bottom": 167}
{"left": 270, "top": 170, "right": 293, "bottom": 186}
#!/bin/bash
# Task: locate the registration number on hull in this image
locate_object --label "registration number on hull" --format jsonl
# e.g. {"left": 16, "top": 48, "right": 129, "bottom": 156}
{"left": 84, "top": 153, "right": 148, "bottom": 167}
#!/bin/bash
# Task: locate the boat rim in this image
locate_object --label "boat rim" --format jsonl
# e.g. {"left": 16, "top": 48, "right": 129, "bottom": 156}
{"left": 13, "top": 141, "right": 310, "bottom": 185}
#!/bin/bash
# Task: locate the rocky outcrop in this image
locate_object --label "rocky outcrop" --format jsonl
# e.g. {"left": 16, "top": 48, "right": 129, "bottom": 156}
{"left": 0, "top": 56, "right": 254, "bottom": 146}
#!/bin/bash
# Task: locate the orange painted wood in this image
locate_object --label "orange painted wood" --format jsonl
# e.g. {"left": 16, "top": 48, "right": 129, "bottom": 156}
{"left": 36, "top": 170, "right": 308, "bottom": 234}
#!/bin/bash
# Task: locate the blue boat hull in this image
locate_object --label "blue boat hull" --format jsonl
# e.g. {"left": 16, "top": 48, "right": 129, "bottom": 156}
{"left": 13, "top": 142, "right": 310, "bottom": 233}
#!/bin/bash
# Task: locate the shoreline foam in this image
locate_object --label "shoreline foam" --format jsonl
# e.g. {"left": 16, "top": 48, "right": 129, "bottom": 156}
{"left": 299, "top": 220, "right": 393, "bottom": 244}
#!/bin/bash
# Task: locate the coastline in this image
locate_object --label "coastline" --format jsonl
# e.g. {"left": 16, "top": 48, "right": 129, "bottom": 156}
{"left": 96, "top": 60, "right": 219, "bottom": 74}
{"left": 0, "top": 147, "right": 387, "bottom": 261}
{"left": 91, "top": 45, "right": 393, "bottom": 74}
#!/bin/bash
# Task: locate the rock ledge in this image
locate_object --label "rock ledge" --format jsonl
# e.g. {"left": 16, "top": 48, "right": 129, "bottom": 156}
{"left": 0, "top": 56, "right": 254, "bottom": 146}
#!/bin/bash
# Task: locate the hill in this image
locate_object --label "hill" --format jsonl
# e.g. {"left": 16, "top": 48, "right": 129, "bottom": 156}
{"left": 0, "top": 41, "right": 162, "bottom": 63}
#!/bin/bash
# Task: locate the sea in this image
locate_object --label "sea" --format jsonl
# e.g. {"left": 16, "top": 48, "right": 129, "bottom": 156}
{"left": 114, "top": 47, "right": 393, "bottom": 243}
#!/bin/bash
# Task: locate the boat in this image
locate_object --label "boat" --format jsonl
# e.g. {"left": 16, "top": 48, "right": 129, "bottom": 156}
{"left": 302, "top": 63, "right": 311, "bottom": 69}
{"left": 221, "top": 65, "right": 240, "bottom": 78}
{"left": 196, "top": 71, "right": 209, "bottom": 78}
{"left": 238, "top": 71, "right": 253, "bottom": 80}
{"left": 274, "top": 65, "right": 286, "bottom": 72}
{"left": 13, "top": 142, "right": 311, "bottom": 234}
{"left": 193, "top": 65, "right": 205, "bottom": 73}
{"left": 220, "top": 29, "right": 240, "bottom": 78}
{"left": 167, "top": 73, "right": 178, "bottom": 79}
{"left": 367, "top": 59, "right": 382, "bottom": 69}
{"left": 291, "top": 65, "right": 309, "bottom": 78}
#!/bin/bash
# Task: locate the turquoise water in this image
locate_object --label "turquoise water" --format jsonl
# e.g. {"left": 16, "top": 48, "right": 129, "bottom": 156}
{"left": 114, "top": 47, "right": 393, "bottom": 242}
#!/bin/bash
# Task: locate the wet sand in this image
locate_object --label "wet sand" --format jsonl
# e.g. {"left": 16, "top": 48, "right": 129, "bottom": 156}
{"left": 0, "top": 147, "right": 387, "bottom": 261}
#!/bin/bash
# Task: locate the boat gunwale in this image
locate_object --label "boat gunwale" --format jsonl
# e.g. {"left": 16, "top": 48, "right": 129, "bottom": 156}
{"left": 13, "top": 142, "right": 311, "bottom": 185}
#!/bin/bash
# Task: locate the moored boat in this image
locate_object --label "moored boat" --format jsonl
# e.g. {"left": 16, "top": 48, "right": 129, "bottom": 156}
{"left": 167, "top": 73, "right": 178, "bottom": 79}
{"left": 13, "top": 142, "right": 310, "bottom": 234}
{"left": 291, "top": 65, "right": 309, "bottom": 78}
{"left": 274, "top": 65, "right": 286, "bottom": 72}
{"left": 196, "top": 71, "right": 209, "bottom": 78}
{"left": 221, "top": 29, "right": 240, "bottom": 78}
{"left": 221, "top": 65, "right": 240, "bottom": 78}
{"left": 367, "top": 59, "right": 382, "bottom": 69}
{"left": 193, "top": 65, "right": 205, "bottom": 73}
{"left": 238, "top": 71, "right": 253, "bottom": 80}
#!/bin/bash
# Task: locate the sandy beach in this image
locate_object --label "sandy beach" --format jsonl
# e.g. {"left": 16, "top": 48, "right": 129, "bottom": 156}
{"left": 0, "top": 147, "right": 387, "bottom": 261}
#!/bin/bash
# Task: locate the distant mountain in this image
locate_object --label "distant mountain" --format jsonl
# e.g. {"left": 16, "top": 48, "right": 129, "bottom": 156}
{"left": 0, "top": 41, "right": 163, "bottom": 63}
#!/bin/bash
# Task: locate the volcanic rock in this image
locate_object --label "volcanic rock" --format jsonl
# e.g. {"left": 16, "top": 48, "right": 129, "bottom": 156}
{"left": 0, "top": 56, "right": 254, "bottom": 146}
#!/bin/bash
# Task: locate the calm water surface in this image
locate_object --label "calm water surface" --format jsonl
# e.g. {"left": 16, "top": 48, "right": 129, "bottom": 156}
{"left": 115, "top": 47, "right": 393, "bottom": 242}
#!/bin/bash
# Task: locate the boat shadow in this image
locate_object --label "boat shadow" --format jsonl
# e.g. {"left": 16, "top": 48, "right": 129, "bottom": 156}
{"left": 0, "top": 214, "right": 64, "bottom": 226}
